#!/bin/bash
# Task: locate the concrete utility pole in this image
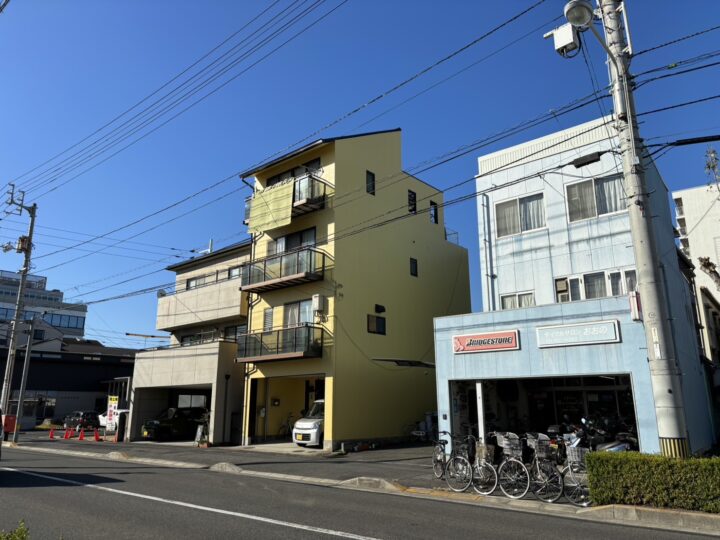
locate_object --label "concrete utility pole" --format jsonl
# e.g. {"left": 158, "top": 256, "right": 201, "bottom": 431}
{"left": 599, "top": 0, "right": 689, "bottom": 458}
{"left": 560, "top": 0, "right": 689, "bottom": 457}
{"left": 0, "top": 185, "right": 38, "bottom": 415}
{"left": 12, "top": 317, "right": 36, "bottom": 443}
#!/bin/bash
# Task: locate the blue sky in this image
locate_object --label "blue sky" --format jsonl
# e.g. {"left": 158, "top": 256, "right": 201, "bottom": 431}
{"left": 0, "top": 1, "right": 718, "bottom": 348}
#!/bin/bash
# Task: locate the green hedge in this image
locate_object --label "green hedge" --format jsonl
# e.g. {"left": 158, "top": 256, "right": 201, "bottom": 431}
{"left": 587, "top": 452, "right": 720, "bottom": 513}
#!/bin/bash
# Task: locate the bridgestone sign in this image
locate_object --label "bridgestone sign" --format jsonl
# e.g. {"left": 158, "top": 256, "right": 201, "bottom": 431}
{"left": 453, "top": 330, "right": 520, "bottom": 353}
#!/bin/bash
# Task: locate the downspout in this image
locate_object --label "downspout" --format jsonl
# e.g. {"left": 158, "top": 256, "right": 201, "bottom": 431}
{"left": 482, "top": 193, "right": 496, "bottom": 311}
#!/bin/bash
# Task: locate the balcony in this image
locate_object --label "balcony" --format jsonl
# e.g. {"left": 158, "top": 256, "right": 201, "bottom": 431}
{"left": 157, "top": 276, "right": 248, "bottom": 331}
{"left": 236, "top": 324, "right": 324, "bottom": 363}
{"left": 243, "top": 173, "right": 330, "bottom": 226}
{"left": 240, "top": 247, "right": 325, "bottom": 293}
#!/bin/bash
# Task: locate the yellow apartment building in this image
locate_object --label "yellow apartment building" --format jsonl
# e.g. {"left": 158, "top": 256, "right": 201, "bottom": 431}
{"left": 238, "top": 128, "right": 470, "bottom": 449}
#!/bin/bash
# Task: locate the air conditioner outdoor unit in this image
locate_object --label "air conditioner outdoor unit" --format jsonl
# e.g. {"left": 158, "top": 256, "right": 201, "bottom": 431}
{"left": 312, "top": 294, "right": 325, "bottom": 314}
{"left": 555, "top": 278, "right": 569, "bottom": 293}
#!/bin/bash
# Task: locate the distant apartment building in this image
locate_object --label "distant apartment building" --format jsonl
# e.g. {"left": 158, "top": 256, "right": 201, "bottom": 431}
{"left": 0, "top": 270, "right": 87, "bottom": 341}
{"left": 672, "top": 185, "right": 720, "bottom": 424}
{"left": 434, "top": 118, "right": 716, "bottom": 455}
{"left": 128, "top": 241, "right": 252, "bottom": 445}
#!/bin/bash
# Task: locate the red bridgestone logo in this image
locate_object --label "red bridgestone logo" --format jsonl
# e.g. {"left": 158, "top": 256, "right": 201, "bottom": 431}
{"left": 453, "top": 330, "right": 519, "bottom": 353}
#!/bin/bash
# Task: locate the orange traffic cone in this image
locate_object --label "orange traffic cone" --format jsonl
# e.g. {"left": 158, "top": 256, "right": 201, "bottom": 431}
{"left": 49, "top": 428, "right": 55, "bottom": 439}
{"left": 93, "top": 429, "right": 101, "bottom": 442}
{"left": 78, "top": 428, "right": 85, "bottom": 441}
{"left": 63, "top": 428, "right": 70, "bottom": 439}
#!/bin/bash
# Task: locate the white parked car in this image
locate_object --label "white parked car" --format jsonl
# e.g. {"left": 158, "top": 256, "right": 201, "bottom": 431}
{"left": 99, "top": 409, "right": 129, "bottom": 428}
{"left": 292, "top": 400, "right": 324, "bottom": 447}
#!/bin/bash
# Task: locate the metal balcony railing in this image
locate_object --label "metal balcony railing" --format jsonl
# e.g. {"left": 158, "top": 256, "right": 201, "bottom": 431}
{"left": 237, "top": 324, "right": 324, "bottom": 362}
{"left": 240, "top": 247, "right": 325, "bottom": 292}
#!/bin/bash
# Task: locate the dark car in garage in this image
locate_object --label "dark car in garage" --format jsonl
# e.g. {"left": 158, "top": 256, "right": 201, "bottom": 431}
{"left": 141, "top": 407, "right": 208, "bottom": 441}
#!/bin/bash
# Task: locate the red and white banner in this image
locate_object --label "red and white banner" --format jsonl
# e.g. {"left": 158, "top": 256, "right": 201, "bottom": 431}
{"left": 453, "top": 330, "right": 520, "bottom": 354}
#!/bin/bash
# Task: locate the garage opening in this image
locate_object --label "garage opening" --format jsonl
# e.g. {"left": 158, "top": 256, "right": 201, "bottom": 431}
{"left": 248, "top": 375, "right": 325, "bottom": 443}
{"left": 450, "top": 375, "right": 638, "bottom": 441}
{"left": 132, "top": 386, "right": 211, "bottom": 442}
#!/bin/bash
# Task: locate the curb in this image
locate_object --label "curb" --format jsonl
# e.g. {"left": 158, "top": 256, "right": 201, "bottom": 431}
{"left": 7, "top": 443, "right": 719, "bottom": 536}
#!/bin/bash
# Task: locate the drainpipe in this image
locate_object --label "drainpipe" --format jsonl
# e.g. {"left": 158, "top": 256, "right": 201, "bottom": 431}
{"left": 223, "top": 373, "right": 230, "bottom": 443}
{"left": 482, "top": 193, "right": 496, "bottom": 311}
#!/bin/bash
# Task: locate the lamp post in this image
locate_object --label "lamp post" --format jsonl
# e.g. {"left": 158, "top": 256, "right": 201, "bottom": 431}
{"left": 557, "top": 0, "right": 689, "bottom": 457}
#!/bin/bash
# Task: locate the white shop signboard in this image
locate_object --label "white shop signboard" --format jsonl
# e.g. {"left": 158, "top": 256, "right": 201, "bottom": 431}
{"left": 536, "top": 320, "right": 620, "bottom": 348}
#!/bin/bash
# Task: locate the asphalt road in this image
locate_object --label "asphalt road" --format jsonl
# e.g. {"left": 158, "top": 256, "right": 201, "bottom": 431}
{"left": 0, "top": 448, "right": 710, "bottom": 539}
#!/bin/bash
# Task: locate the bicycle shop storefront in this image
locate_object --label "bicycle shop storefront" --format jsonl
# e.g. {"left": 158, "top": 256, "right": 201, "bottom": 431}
{"left": 433, "top": 298, "right": 663, "bottom": 453}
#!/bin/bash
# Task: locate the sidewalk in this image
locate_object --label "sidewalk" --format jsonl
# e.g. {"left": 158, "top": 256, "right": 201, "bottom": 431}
{"left": 9, "top": 431, "right": 720, "bottom": 537}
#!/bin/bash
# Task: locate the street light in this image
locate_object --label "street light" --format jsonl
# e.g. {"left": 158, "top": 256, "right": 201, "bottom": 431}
{"left": 564, "top": 0, "right": 594, "bottom": 28}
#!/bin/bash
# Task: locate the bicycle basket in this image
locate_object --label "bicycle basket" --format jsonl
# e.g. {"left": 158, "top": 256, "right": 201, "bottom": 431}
{"left": 497, "top": 433, "right": 522, "bottom": 458}
{"left": 528, "top": 437, "right": 551, "bottom": 459}
{"left": 566, "top": 446, "right": 590, "bottom": 464}
{"left": 476, "top": 442, "right": 495, "bottom": 462}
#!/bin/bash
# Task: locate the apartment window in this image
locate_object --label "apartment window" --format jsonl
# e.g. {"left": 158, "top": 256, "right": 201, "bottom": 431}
{"left": 186, "top": 275, "right": 209, "bottom": 290}
{"left": 496, "top": 193, "right": 546, "bottom": 238}
{"left": 500, "top": 292, "right": 535, "bottom": 310}
{"left": 224, "top": 324, "right": 247, "bottom": 342}
{"left": 556, "top": 269, "right": 636, "bottom": 303}
{"left": 228, "top": 266, "right": 241, "bottom": 280}
{"left": 266, "top": 158, "right": 321, "bottom": 188}
{"left": 269, "top": 227, "right": 315, "bottom": 255}
{"left": 263, "top": 308, "right": 274, "bottom": 332}
{"left": 408, "top": 190, "right": 417, "bottom": 214}
{"left": 283, "top": 299, "right": 313, "bottom": 326}
{"left": 410, "top": 258, "right": 418, "bottom": 277}
{"left": 367, "top": 315, "right": 386, "bottom": 335}
{"left": 33, "top": 329, "right": 45, "bottom": 341}
{"left": 429, "top": 201, "right": 438, "bottom": 224}
{"left": 566, "top": 175, "right": 625, "bottom": 222}
{"left": 366, "top": 170, "right": 375, "bottom": 195}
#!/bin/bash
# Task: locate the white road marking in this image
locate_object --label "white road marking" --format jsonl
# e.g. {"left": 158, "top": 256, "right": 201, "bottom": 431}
{"left": 2, "top": 466, "right": 381, "bottom": 540}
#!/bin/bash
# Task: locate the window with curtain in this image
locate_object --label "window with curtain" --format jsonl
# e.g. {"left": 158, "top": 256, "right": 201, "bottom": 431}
{"left": 496, "top": 200, "right": 519, "bottom": 237}
{"left": 609, "top": 272, "right": 623, "bottom": 296}
{"left": 568, "top": 176, "right": 626, "bottom": 222}
{"left": 584, "top": 272, "right": 607, "bottom": 299}
{"left": 519, "top": 194, "right": 545, "bottom": 232}
{"left": 518, "top": 292, "right": 535, "bottom": 307}
{"left": 595, "top": 175, "right": 625, "bottom": 215}
{"left": 496, "top": 194, "right": 545, "bottom": 238}
{"left": 500, "top": 295, "right": 517, "bottom": 310}
{"left": 567, "top": 180, "right": 596, "bottom": 222}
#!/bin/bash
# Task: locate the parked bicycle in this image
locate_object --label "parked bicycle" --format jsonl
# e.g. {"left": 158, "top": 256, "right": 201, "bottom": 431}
{"left": 492, "top": 432, "right": 530, "bottom": 499}
{"left": 431, "top": 431, "right": 473, "bottom": 492}
{"left": 525, "top": 432, "right": 563, "bottom": 503}
{"left": 468, "top": 435, "right": 498, "bottom": 496}
{"left": 562, "top": 444, "right": 592, "bottom": 506}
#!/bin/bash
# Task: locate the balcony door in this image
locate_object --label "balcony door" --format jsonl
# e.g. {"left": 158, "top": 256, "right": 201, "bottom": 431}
{"left": 282, "top": 299, "right": 313, "bottom": 353}
{"left": 274, "top": 228, "right": 315, "bottom": 276}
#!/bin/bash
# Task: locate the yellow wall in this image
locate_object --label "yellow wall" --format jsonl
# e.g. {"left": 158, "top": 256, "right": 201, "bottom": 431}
{"left": 242, "top": 130, "right": 470, "bottom": 446}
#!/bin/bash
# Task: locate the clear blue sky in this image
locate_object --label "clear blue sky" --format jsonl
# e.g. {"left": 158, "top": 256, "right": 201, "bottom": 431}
{"left": 0, "top": 1, "right": 718, "bottom": 348}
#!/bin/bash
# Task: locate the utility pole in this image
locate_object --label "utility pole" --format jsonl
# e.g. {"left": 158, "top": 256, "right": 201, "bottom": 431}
{"left": 597, "top": 0, "right": 689, "bottom": 457}
{"left": 0, "top": 184, "right": 38, "bottom": 416}
{"left": 12, "top": 317, "right": 36, "bottom": 443}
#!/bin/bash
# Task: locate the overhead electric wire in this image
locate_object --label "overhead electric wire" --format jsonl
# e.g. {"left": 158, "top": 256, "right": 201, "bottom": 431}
{"left": 244, "top": 0, "right": 550, "bottom": 173}
{"left": 20, "top": 0, "right": 331, "bottom": 197}
{"left": 634, "top": 23, "right": 720, "bottom": 57}
{"left": 7, "top": 0, "right": 285, "bottom": 187}
{"left": 636, "top": 93, "right": 720, "bottom": 117}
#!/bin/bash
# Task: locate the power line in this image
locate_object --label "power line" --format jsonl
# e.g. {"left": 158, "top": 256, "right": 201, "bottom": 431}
{"left": 17, "top": 0, "right": 340, "bottom": 199}
{"left": 244, "top": 0, "right": 551, "bottom": 172}
{"left": 7, "top": 0, "right": 285, "bottom": 186}
{"left": 637, "top": 93, "right": 720, "bottom": 117}
{"left": 634, "top": 23, "right": 720, "bottom": 57}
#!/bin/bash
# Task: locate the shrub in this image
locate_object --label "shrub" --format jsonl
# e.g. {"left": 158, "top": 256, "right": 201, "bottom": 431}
{"left": 0, "top": 521, "right": 29, "bottom": 540}
{"left": 587, "top": 452, "right": 720, "bottom": 513}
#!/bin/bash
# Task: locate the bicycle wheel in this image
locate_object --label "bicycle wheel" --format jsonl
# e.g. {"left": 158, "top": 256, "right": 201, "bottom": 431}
{"left": 471, "top": 460, "right": 498, "bottom": 495}
{"left": 445, "top": 455, "right": 473, "bottom": 492}
{"left": 432, "top": 445, "right": 445, "bottom": 479}
{"left": 531, "top": 460, "right": 563, "bottom": 503}
{"left": 498, "top": 458, "right": 530, "bottom": 499}
{"left": 562, "top": 464, "right": 592, "bottom": 507}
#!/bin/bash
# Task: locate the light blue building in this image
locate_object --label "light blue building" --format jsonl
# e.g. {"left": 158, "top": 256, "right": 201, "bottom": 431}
{"left": 434, "top": 118, "right": 716, "bottom": 454}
